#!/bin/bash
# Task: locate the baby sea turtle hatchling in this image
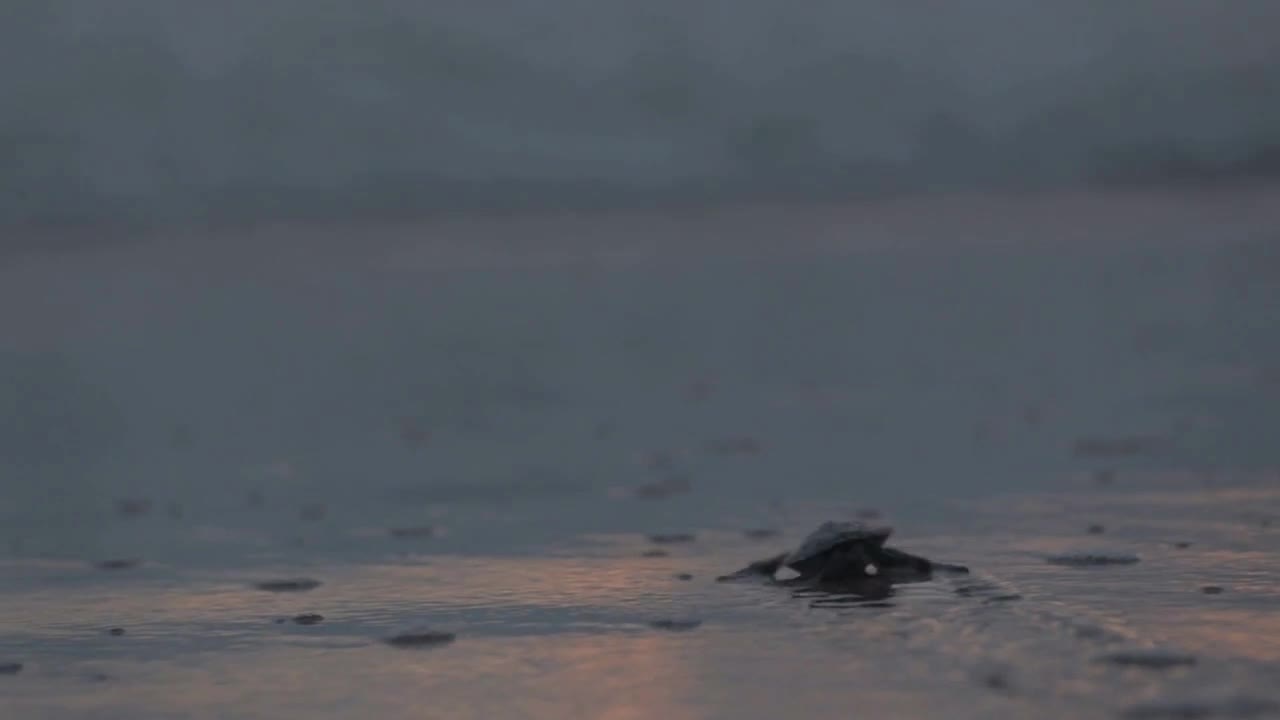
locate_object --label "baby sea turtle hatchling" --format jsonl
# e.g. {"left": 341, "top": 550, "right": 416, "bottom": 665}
{"left": 717, "top": 521, "right": 968, "bottom": 590}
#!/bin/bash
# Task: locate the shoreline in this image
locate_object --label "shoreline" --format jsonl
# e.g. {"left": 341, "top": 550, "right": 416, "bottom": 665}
{"left": 5, "top": 177, "right": 1279, "bottom": 273}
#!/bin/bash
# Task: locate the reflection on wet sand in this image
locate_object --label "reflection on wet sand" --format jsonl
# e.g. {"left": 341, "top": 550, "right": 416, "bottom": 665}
{"left": 942, "top": 475, "right": 1280, "bottom": 669}
{"left": 4, "top": 475, "right": 1280, "bottom": 719}
{"left": 1, "top": 483, "right": 1279, "bottom": 720}
{"left": 0, "top": 552, "right": 723, "bottom": 645}
{"left": 1148, "top": 609, "right": 1280, "bottom": 662}
{"left": 0, "top": 617, "right": 1099, "bottom": 720}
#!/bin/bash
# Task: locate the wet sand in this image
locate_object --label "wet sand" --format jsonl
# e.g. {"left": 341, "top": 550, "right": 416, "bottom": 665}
{"left": 2, "top": 184, "right": 1279, "bottom": 718}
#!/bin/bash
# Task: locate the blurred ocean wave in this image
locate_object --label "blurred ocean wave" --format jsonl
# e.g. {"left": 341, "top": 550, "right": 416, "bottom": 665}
{"left": 3, "top": 0, "right": 1280, "bottom": 226}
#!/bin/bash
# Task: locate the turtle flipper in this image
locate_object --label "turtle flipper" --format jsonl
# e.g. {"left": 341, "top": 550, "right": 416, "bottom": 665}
{"left": 877, "top": 547, "right": 933, "bottom": 574}
{"left": 716, "top": 552, "right": 788, "bottom": 582}
{"left": 873, "top": 547, "right": 970, "bottom": 580}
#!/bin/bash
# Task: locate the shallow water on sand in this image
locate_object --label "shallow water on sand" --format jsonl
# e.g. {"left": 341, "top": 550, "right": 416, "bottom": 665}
{"left": 2, "top": 186, "right": 1280, "bottom": 718}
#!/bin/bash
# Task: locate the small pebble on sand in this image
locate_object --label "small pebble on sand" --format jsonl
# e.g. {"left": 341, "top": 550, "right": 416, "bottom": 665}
{"left": 1045, "top": 553, "right": 1139, "bottom": 567}
{"left": 385, "top": 630, "right": 456, "bottom": 648}
{"left": 254, "top": 578, "right": 322, "bottom": 593}
{"left": 115, "top": 498, "right": 153, "bottom": 517}
{"left": 95, "top": 559, "right": 141, "bottom": 571}
{"left": 1097, "top": 650, "right": 1197, "bottom": 669}
{"left": 388, "top": 526, "right": 436, "bottom": 539}
{"left": 633, "top": 476, "right": 692, "bottom": 500}
{"left": 648, "top": 533, "right": 696, "bottom": 545}
{"left": 649, "top": 619, "right": 702, "bottom": 632}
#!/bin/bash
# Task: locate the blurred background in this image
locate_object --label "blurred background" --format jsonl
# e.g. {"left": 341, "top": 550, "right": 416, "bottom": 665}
{"left": 3, "top": 0, "right": 1280, "bottom": 547}
{"left": 3, "top": 0, "right": 1279, "bottom": 228}
{"left": 4, "top": 0, "right": 1280, "bottom": 541}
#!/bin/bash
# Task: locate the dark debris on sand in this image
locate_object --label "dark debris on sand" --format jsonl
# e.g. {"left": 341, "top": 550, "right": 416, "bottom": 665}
{"left": 1073, "top": 435, "right": 1161, "bottom": 459}
{"left": 974, "top": 665, "right": 1015, "bottom": 694}
{"left": 397, "top": 418, "right": 432, "bottom": 449}
{"left": 114, "top": 498, "right": 153, "bottom": 517}
{"left": 642, "top": 451, "right": 678, "bottom": 473}
{"left": 292, "top": 614, "right": 325, "bottom": 626}
{"left": 704, "top": 435, "right": 763, "bottom": 456}
{"left": 1097, "top": 650, "right": 1197, "bottom": 670}
{"left": 633, "top": 476, "right": 691, "bottom": 500}
{"left": 384, "top": 630, "right": 456, "bottom": 648}
{"left": 808, "top": 599, "right": 894, "bottom": 609}
{"left": 106, "top": 628, "right": 126, "bottom": 636}
{"left": 648, "top": 533, "right": 696, "bottom": 545}
{"left": 94, "top": 559, "right": 141, "bottom": 571}
{"left": 683, "top": 377, "right": 716, "bottom": 403}
{"left": 1202, "top": 585, "right": 1226, "bottom": 595}
{"left": 1120, "top": 696, "right": 1279, "bottom": 719}
{"left": 1045, "top": 553, "right": 1140, "bottom": 567}
{"left": 0, "top": 662, "right": 22, "bottom": 675}
{"left": 649, "top": 619, "right": 702, "bottom": 632}
{"left": 388, "top": 526, "right": 436, "bottom": 539}
{"left": 253, "top": 578, "right": 322, "bottom": 593}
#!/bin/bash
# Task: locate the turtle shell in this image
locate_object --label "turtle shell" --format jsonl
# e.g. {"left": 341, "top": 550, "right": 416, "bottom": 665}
{"left": 782, "top": 521, "right": 892, "bottom": 575}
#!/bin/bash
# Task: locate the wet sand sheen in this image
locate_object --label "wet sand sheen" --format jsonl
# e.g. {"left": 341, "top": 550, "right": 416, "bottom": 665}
{"left": 3, "top": 477, "right": 1280, "bottom": 719}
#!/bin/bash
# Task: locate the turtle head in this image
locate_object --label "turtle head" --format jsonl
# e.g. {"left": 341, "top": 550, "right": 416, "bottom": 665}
{"left": 812, "top": 542, "right": 886, "bottom": 583}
